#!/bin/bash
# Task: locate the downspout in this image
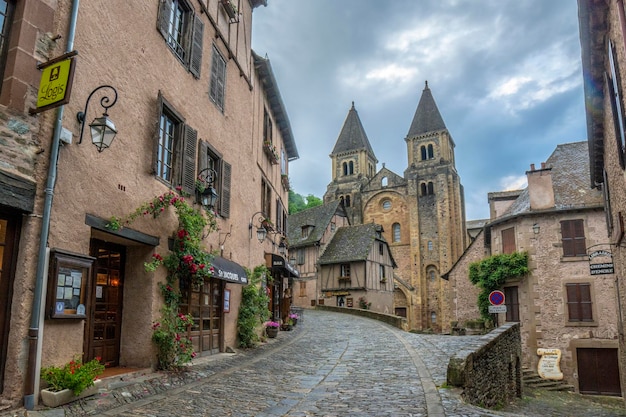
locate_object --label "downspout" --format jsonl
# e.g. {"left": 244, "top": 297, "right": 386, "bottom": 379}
{"left": 24, "top": 0, "right": 80, "bottom": 409}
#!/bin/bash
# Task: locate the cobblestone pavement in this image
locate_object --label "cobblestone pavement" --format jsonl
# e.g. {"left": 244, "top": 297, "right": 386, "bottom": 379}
{"left": 3, "top": 310, "right": 626, "bottom": 416}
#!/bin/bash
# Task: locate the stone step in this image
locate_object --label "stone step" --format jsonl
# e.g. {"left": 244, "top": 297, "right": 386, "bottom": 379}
{"left": 521, "top": 367, "right": 574, "bottom": 392}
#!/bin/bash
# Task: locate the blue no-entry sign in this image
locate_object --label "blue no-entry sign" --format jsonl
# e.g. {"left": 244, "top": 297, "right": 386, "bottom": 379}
{"left": 489, "top": 290, "right": 505, "bottom": 306}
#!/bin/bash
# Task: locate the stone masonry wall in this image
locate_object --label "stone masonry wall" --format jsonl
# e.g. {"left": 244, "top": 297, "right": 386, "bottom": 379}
{"left": 447, "top": 323, "right": 522, "bottom": 409}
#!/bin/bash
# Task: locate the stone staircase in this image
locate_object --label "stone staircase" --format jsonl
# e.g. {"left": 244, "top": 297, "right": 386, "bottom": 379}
{"left": 522, "top": 367, "right": 575, "bottom": 392}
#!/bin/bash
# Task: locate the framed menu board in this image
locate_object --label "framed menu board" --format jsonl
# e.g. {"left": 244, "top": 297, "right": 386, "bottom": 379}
{"left": 46, "top": 249, "right": 95, "bottom": 319}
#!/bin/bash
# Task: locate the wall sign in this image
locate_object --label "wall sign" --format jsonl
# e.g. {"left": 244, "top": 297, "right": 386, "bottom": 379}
{"left": 46, "top": 249, "right": 95, "bottom": 319}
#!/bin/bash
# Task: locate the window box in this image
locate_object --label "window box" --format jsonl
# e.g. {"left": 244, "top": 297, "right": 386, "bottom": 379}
{"left": 220, "top": 0, "right": 239, "bottom": 22}
{"left": 263, "top": 142, "right": 279, "bottom": 164}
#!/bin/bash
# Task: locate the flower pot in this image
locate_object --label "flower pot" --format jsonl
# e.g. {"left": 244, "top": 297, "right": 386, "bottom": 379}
{"left": 266, "top": 327, "right": 279, "bottom": 338}
{"left": 291, "top": 318, "right": 298, "bottom": 326}
{"left": 40, "top": 379, "right": 103, "bottom": 407}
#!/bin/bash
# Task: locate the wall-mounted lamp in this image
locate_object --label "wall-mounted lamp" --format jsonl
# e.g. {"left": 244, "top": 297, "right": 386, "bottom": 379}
{"left": 249, "top": 211, "right": 269, "bottom": 243}
{"left": 197, "top": 167, "right": 219, "bottom": 210}
{"left": 278, "top": 239, "right": 287, "bottom": 256}
{"left": 76, "top": 85, "right": 118, "bottom": 152}
{"left": 289, "top": 254, "right": 296, "bottom": 266}
{"left": 532, "top": 223, "right": 540, "bottom": 234}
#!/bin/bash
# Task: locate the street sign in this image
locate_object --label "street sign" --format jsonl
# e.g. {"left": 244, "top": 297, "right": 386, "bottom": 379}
{"left": 488, "top": 290, "right": 505, "bottom": 306}
{"left": 590, "top": 263, "right": 614, "bottom": 275}
{"left": 488, "top": 305, "right": 507, "bottom": 314}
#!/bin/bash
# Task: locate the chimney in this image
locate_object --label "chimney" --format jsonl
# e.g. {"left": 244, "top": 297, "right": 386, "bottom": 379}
{"left": 526, "top": 162, "right": 554, "bottom": 210}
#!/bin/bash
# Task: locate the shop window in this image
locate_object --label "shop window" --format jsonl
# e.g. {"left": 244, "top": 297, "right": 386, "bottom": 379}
{"left": 157, "top": 0, "right": 203, "bottom": 78}
{"left": 561, "top": 219, "right": 586, "bottom": 257}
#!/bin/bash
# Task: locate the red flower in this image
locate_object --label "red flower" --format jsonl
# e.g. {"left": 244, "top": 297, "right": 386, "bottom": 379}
{"left": 175, "top": 186, "right": 182, "bottom": 191}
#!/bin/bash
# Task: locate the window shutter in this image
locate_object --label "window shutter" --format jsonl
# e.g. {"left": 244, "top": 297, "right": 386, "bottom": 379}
{"left": 157, "top": 0, "right": 172, "bottom": 39}
{"left": 220, "top": 161, "right": 231, "bottom": 218}
{"left": 152, "top": 91, "right": 165, "bottom": 176}
{"left": 276, "top": 199, "right": 283, "bottom": 231}
{"left": 566, "top": 283, "right": 580, "bottom": 321}
{"left": 181, "top": 125, "right": 197, "bottom": 195}
{"left": 501, "top": 227, "right": 516, "bottom": 254}
{"left": 579, "top": 283, "right": 593, "bottom": 321}
{"left": 189, "top": 14, "right": 204, "bottom": 78}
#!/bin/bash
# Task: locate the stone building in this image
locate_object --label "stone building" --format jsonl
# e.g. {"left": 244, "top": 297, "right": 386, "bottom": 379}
{"left": 0, "top": 0, "right": 298, "bottom": 409}
{"left": 323, "top": 82, "right": 467, "bottom": 331}
{"left": 446, "top": 142, "right": 621, "bottom": 396}
{"left": 578, "top": 0, "right": 626, "bottom": 400}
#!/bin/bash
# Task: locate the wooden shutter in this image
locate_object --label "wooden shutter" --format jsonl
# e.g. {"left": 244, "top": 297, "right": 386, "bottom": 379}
{"left": 504, "top": 286, "right": 519, "bottom": 322}
{"left": 276, "top": 199, "right": 283, "bottom": 232}
{"left": 209, "top": 47, "right": 225, "bottom": 110}
{"left": 198, "top": 140, "right": 208, "bottom": 172}
{"left": 181, "top": 125, "right": 197, "bottom": 195}
{"left": 220, "top": 161, "right": 231, "bottom": 218}
{"left": 561, "top": 220, "right": 586, "bottom": 256}
{"left": 157, "top": 0, "right": 172, "bottom": 39}
{"left": 566, "top": 283, "right": 593, "bottom": 322}
{"left": 501, "top": 227, "right": 516, "bottom": 254}
{"left": 189, "top": 14, "right": 204, "bottom": 78}
{"left": 152, "top": 91, "right": 165, "bottom": 176}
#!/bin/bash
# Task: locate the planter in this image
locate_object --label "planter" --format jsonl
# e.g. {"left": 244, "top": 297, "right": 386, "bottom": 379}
{"left": 291, "top": 318, "right": 298, "bottom": 326}
{"left": 266, "top": 327, "right": 279, "bottom": 338}
{"left": 280, "top": 324, "right": 293, "bottom": 331}
{"left": 40, "top": 379, "right": 104, "bottom": 407}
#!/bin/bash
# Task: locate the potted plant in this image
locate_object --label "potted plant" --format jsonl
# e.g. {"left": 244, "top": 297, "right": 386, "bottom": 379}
{"left": 264, "top": 321, "right": 280, "bottom": 338}
{"left": 40, "top": 357, "right": 105, "bottom": 407}
{"left": 289, "top": 313, "right": 299, "bottom": 326}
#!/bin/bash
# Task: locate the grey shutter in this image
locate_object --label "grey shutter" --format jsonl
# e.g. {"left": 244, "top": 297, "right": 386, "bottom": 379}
{"left": 220, "top": 161, "right": 231, "bottom": 218}
{"left": 157, "top": 0, "right": 172, "bottom": 39}
{"left": 152, "top": 91, "right": 164, "bottom": 176}
{"left": 189, "top": 14, "right": 204, "bottom": 78}
{"left": 181, "top": 125, "right": 197, "bottom": 195}
{"left": 198, "top": 140, "right": 208, "bottom": 171}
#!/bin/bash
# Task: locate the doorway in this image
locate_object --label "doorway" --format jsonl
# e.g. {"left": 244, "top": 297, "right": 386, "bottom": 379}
{"left": 577, "top": 348, "right": 621, "bottom": 395}
{"left": 85, "top": 240, "right": 125, "bottom": 367}
{"left": 180, "top": 279, "right": 223, "bottom": 354}
{"left": 0, "top": 212, "right": 19, "bottom": 392}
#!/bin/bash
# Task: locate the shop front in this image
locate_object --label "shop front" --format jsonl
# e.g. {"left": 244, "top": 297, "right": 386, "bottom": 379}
{"left": 266, "top": 254, "right": 299, "bottom": 323}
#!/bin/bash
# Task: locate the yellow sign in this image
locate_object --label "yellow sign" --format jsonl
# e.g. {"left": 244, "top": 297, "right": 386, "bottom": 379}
{"left": 35, "top": 58, "right": 75, "bottom": 111}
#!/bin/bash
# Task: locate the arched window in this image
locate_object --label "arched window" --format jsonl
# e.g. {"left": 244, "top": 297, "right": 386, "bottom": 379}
{"left": 381, "top": 176, "right": 388, "bottom": 187}
{"left": 431, "top": 311, "right": 437, "bottom": 324}
{"left": 342, "top": 162, "right": 348, "bottom": 176}
{"left": 348, "top": 161, "right": 354, "bottom": 175}
{"left": 428, "top": 241, "right": 433, "bottom": 251}
{"left": 420, "top": 145, "right": 427, "bottom": 160}
{"left": 430, "top": 270, "right": 436, "bottom": 281}
{"left": 392, "top": 223, "right": 401, "bottom": 242}
{"left": 345, "top": 195, "right": 351, "bottom": 207}
{"left": 427, "top": 144, "right": 434, "bottom": 159}
{"left": 340, "top": 196, "right": 344, "bottom": 205}
{"left": 420, "top": 183, "right": 427, "bottom": 196}
{"left": 427, "top": 182, "right": 434, "bottom": 195}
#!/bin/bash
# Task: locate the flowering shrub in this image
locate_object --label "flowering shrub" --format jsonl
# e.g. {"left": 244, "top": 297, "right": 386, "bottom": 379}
{"left": 40, "top": 357, "right": 105, "bottom": 395}
{"left": 288, "top": 313, "right": 298, "bottom": 320}
{"left": 107, "top": 188, "right": 218, "bottom": 369}
{"left": 358, "top": 296, "right": 371, "bottom": 310}
{"left": 264, "top": 321, "right": 280, "bottom": 328}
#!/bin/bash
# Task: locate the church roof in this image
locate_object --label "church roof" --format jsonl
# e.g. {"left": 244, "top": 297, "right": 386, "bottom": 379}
{"left": 331, "top": 102, "right": 377, "bottom": 159}
{"left": 407, "top": 81, "right": 447, "bottom": 137}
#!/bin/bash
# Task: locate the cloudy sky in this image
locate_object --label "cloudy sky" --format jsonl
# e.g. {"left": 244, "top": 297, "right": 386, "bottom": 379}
{"left": 251, "top": 0, "right": 585, "bottom": 221}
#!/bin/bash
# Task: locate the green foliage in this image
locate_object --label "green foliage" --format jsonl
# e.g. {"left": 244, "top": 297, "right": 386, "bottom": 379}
{"left": 358, "top": 296, "right": 372, "bottom": 310}
{"left": 237, "top": 265, "right": 271, "bottom": 348}
{"left": 468, "top": 252, "right": 529, "bottom": 320}
{"left": 41, "top": 357, "right": 105, "bottom": 395}
{"left": 288, "top": 189, "right": 323, "bottom": 214}
{"left": 108, "top": 188, "right": 218, "bottom": 370}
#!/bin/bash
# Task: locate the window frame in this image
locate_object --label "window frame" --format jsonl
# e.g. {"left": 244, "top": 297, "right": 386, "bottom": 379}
{"left": 565, "top": 282, "right": 594, "bottom": 324}
{"left": 157, "top": 0, "right": 203, "bottom": 78}
{"left": 340, "top": 264, "right": 350, "bottom": 277}
{"left": 297, "top": 248, "right": 305, "bottom": 265}
{"left": 392, "top": 223, "right": 401, "bottom": 242}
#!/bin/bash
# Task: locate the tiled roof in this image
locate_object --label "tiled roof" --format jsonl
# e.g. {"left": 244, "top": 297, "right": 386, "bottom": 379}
{"left": 331, "top": 102, "right": 377, "bottom": 160}
{"left": 319, "top": 223, "right": 390, "bottom": 265}
{"left": 466, "top": 219, "right": 488, "bottom": 230}
{"left": 407, "top": 81, "right": 447, "bottom": 137}
{"left": 502, "top": 141, "right": 603, "bottom": 217}
{"left": 287, "top": 200, "right": 345, "bottom": 248}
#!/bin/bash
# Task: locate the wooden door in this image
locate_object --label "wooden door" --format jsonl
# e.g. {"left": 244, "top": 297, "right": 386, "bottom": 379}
{"left": 0, "top": 213, "right": 19, "bottom": 392}
{"left": 85, "top": 240, "right": 125, "bottom": 367}
{"left": 577, "top": 348, "right": 621, "bottom": 396}
{"left": 180, "top": 279, "right": 223, "bottom": 354}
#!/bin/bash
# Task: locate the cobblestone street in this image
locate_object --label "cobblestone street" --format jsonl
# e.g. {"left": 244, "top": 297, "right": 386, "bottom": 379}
{"left": 4, "top": 310, "right": 626, "bottom": 417}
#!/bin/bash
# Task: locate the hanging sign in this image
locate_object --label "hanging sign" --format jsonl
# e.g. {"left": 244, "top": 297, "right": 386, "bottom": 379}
{"left": 588, "top": 247, "right": 614, "bottom": 275}
{"left": 30, "top": 51, "right": 77, "bottom": 114}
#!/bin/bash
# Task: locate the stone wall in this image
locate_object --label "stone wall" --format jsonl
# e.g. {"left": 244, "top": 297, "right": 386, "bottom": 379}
{"left": 447, "top": 322, "right": 522, "bottom": 409}
{"left": 316, "top": 305, "right": 408, "bottom": 330}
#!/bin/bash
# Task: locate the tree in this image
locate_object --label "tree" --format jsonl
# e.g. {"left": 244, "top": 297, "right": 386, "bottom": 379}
{"left": 288, "top": 190, "right": 322, "bottom": 214}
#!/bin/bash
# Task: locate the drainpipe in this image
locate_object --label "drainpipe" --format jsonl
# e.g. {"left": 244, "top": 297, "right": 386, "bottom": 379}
{"left": 24, "top": 0, "right": 80, "bottom": 409}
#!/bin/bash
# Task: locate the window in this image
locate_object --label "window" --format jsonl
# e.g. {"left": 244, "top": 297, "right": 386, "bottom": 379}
{"left": 427, "top": 144, "right": 434, "bottom": 159}
{"left": 381, "top": 176, "right": 388, "bottom": 187}
{"left": 392, "top": 223, "right": 400, "bottom": 242}
{"left": 379, "top": 243, "right": 384, "bottom": 255}
{"left": 561, "top": 219, "right": 586, "bottom": 257}
{"left": 427, "top": 241, "right": 433, "bottom": 251}
{"left": 209, "top": 45, "right": 226, "bottom": 111}
{"left": 340, "top": 264, "right": 350, "bottom": 277}
{"left": 420, "top": 145, "right": 426, "bottom": 160}
{"left": 342, "top": 162, "right": 347, "bottom": 176}
{"left": 330, "top": 222, "right": 336, "bottom": 232}
{"left": 157, "top": 0, "right": 203, "bottom": 78}
{"left": 566, "top": 283, "right": 593, "bottom": 322}
{"left": 261, "top": 178, "right": 272, "bottom": 220}
{"left": 299, "top": 281, "right": 306, "bottom": 297}
{"left": 420, "top": 183, "right": 427, "bottom": 196}
{"left": 154, "top": 93, "right": 197, "bottom": 195}
{"left": 345, "top": 195, "right": 351, "bottom": 207}
{"left": 301, "top": 226, "right": 312, "bottom": 238}
{"left": 504, "top": 286, "right": 520, "bottom": 322}
{"left": 0, "top": 0, "right": 13, "bottom": 94}
{"left": 501, "top": 227, "right": 516, "bottom": 254}
{"left": 379, "top": 264, "right": 386, "bottom": 279}
{"left": 608, "top": 39, "right": 626, "bottom": 169}
{"left": 348, "top": 161, "right": 354, "bottom": 174}
{"left": 198, "top": 140, "right": 231, "bottom": 217}
{"left": 297, "top": 248, "right": 305, "bottom": 265}
{"left": 427, "top": 182, "right": 434, "bottom": 195}
{"left": 382, "top": 199, "right": 391, "bottom": 210}
{"left": 429, "top": 270, "right": 436, "bottom": 282}
{"left": 431, "top": 311, "right": 437, "bottom": 324}
{"left": 263, "top": 107, "right": 273, "bottom": 144}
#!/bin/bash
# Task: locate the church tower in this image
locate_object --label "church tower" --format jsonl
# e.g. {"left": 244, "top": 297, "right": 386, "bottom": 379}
{"left": 324, "top": 102, "right": 378, "bottom": 224}
{"left": 404, "top": 81, "right": 467, "bottom": 330}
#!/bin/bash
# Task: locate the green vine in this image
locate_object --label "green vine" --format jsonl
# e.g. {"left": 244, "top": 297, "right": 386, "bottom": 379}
{"left": 237, "top": 265, "right": 271, "bottom": 348}
{"left": 107, "top": 188, "right": 218, "bottom": 369}
{"left": 468, "top": 252, "right": 529, "bottom": 320}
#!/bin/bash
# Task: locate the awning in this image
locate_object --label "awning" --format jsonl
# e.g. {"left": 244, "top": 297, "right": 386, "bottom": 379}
{"left": 269, "top": 253, "right": 300, "bottom": 278}
{"left": 211, "top": 256, "right": 248, "bottom": 284}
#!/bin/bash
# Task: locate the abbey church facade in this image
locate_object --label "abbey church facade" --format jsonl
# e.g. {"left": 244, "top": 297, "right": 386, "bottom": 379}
{"left": 323, "top": 82, "right": 467, "bottom": 331}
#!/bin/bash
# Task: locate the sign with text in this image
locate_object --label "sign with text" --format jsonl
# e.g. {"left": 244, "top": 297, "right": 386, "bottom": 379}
{"left": 590, "top": 263, "right": 614, "bottom": 275}
{"left": 32, "top": 56, "right": 76, "bottom": 114}
{"left": 537, "top": 348, "right": 563, "bottom": 380}
{"left": 488, "top": 305, "right": 507, "bottom": 314}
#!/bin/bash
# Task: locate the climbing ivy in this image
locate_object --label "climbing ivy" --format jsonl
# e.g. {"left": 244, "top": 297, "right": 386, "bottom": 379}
{"left": 237, "top": 265, "right": 271, "bottom": 348}
{"left": 468, "top": 252, "right": 529, "bottom": 320}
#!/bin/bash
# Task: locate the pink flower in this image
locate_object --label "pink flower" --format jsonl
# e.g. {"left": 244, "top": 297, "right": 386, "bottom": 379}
{"left": 175, "top": 186, "right": 182, "bottom": 191}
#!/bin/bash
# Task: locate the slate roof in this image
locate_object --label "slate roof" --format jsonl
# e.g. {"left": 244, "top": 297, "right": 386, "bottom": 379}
{"left": 331, "top": 102, "right": 377, "bottom": 160}
{"left": 319, "top": 223, "right": 396, "bottom": 266}
{"left": 287, "top": 200, "right": 345, "bottom": 249}
{"left": 502, "top": 141, "right": 603, "bottom": 218}
{"left": 407, "top": 81, "right": 447, "bottom": 137}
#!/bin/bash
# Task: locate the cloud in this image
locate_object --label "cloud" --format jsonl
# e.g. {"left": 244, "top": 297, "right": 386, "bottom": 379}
{"left": 500, "top": 175, "right": 528, "bottom": 191}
